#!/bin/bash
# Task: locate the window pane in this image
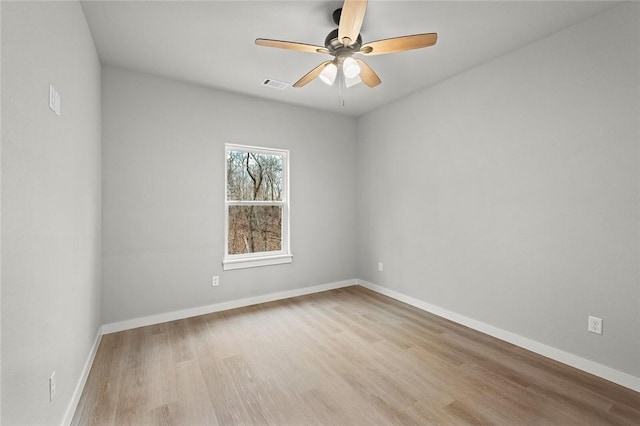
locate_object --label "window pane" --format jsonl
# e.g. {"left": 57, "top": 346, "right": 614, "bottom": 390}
{"left": 227, "top": 150, "right": 283, "bottom": 201}
{"left": 228, "top": 205, "right": 282, "bottom": 254}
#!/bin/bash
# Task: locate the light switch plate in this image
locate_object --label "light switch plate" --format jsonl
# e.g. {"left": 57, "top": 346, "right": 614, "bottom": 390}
{"left": 49, "top": 84, "right": 60, "bottom": 116}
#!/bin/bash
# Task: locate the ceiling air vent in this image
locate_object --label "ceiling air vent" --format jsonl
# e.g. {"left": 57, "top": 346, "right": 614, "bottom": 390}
{"left": 261, "top": 79, "right": 289, "bottom": 90}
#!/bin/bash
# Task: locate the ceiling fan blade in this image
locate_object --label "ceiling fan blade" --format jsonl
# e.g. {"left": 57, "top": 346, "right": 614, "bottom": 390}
{"left": 355, "top": 59, "right": 381, "bottom": 88}
{"left": 293, "top": 61, "right": 333, "bottom": 88}
{"left": 360, "top": 33, "right": 437, "bottom": 56}
{"left": 255, "top": 38, "right": 330, "bottom": 54}
{"left": 338, "top": 0, "right": 368, "bottom": 46}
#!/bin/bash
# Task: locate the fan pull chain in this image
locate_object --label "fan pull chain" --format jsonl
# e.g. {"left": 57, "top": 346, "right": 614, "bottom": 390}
{"left": 338, "top": 68, "right": 346, "bottom": 107}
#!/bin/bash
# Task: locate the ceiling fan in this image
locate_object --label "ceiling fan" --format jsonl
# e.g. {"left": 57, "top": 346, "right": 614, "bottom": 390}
{"left": 255, "top": 0, "right": 437, "bottom": 89}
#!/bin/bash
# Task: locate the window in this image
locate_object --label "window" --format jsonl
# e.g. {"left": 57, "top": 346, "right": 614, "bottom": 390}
{"left": 223, "top": 144, "right": 291, "bottom": 270}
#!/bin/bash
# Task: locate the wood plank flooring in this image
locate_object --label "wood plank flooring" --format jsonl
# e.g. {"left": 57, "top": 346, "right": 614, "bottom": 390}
{"left": 72, "top": 286, "right": 640, "bottom": 425}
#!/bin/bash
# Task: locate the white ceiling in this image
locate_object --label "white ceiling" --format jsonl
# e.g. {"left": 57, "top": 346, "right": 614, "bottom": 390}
{"left": 81, "top": 0, "right": 621, "bottom": 116}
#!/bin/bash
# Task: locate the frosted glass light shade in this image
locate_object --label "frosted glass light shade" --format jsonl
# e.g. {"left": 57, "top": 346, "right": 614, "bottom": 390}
{"left": 319, "top": 63, "right": 338, "bottom": 85}
{"left": 343, "top": 57, "right": 361, "bottom": 79}
{"left": 345, "top": 74, "right": 361, "bottom": 88}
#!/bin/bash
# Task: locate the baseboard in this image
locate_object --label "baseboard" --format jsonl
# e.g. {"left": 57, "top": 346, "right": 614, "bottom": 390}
{"left": 63, "top": 280, "right": 355, "bottom": 424}
{"left": 102, "top": 279, "right": 357, "bottom": 334}
{"left": 357, "top": 279, "right": 640, "bottom": 393}
{"left": 61, "top": 329, "right": 102, "bottom": 426}
{"left": 69, "top": 276, "right": 638, "bottom": 426}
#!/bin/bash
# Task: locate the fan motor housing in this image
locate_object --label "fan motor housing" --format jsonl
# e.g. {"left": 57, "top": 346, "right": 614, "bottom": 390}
{"left": 325, "top": 8, "right": 362, "bottom": 56}
{"left": 324, "top": 29, "right": 362, "bottom": 56}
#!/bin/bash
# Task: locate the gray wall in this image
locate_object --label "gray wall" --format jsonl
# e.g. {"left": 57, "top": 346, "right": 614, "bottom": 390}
{"left": 0, "top": 1, "right": 3, "bottom": 420}
{"left": 101, "top": 66, "right": 358, "bottom": 324}
{"left": 1, "top": 1, "right": 102, "bottom": 424}
{"left": 0, "top": 2, "right": 3, "bottom": 420}
{"left": 357, "top": 3, "right": 640, "bottom": 377}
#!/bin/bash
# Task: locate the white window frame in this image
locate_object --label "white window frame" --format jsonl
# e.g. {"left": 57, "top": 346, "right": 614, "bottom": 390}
{"left": 223, "top": 144, "right": 292, "bottom": 270}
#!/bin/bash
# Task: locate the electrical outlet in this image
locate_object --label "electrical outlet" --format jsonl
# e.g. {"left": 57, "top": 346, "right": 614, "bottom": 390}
{"left": 378, "top": 262, "right": 383, "bottom": 272}
{"left": 588, "top": 316, "right": 603, "bottom": 335}
{"left": 49, "top": 371, "right": 56, "bottom": 402}
{"left": 212, "top": 276, "right": 219, "bottom": 287}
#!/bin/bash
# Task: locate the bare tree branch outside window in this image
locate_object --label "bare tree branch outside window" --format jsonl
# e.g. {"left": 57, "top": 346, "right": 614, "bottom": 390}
{"left": 226, "top": 150, "right": 284, "bottom": 255}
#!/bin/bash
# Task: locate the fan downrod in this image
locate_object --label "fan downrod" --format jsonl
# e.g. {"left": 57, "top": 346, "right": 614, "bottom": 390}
{"left": 332, "top": 8, "right": 342, "bottom": 25}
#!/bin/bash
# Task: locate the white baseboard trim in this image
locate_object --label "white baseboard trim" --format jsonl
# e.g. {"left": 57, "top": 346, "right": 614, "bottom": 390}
{"left": 61, "top": 329, "right": 102, "bottom": 426}
{"left": 102, "top": 279, "right": 357, "bottom": 335}
{"left": 66, "top": 277, "right": 638, "bottom": 426}
{"left": 62, "top": 280, "right": 356, "bottom": 424}
{"left": 357, "top": 279, "right": 640, "bottom": 393}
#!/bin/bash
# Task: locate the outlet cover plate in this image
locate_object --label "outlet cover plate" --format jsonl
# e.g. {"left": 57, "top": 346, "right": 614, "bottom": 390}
{"left": 588, "top": 316, "right": 603, "bottom": 335}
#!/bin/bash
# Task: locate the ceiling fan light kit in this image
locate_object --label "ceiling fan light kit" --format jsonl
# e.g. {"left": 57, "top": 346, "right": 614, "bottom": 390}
{"left": 255, "top": 0, "right": 438, "bottom": 91}
{"left": 345, "top": 74, "right": 362, "bottom": 88}
{"left": 342, "top": 57, "right": 361, "bottom": 79}
{"left": 319, "top": 62, "right": 338, "bottom": 85}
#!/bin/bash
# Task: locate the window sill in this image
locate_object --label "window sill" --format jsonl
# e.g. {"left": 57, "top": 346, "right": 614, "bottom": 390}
{"left": 223, "top": 254, "right": 293, "bottom": 271}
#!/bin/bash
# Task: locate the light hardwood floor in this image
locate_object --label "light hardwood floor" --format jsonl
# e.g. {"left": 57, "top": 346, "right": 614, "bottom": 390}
{"left": 72, "top": 286, "right": 640, "bottom": 425}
